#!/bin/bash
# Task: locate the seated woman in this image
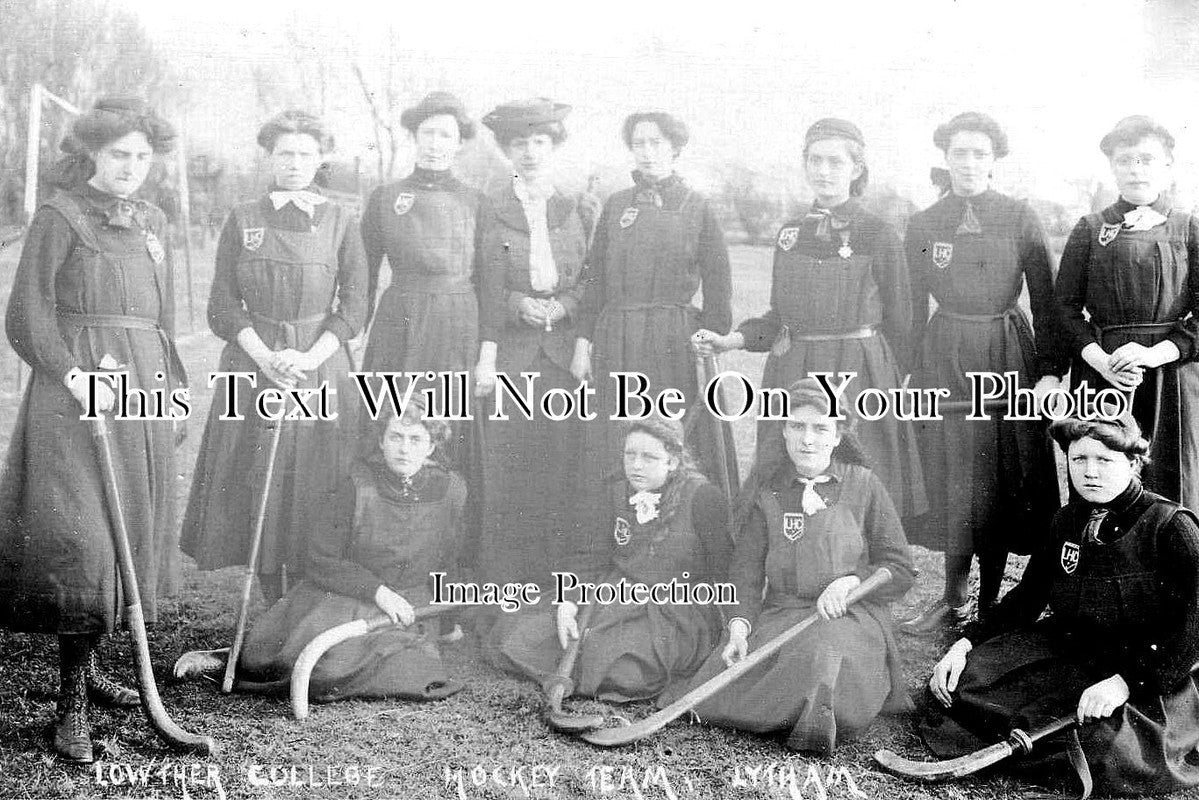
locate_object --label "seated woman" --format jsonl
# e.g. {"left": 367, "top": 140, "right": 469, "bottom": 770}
{"left": 663, "top": 378, "right": 915, "bottom": 754}
{"left": 923, "top": 415, "right": 1199, "bottom": 796}
{"left": 485, "top": 417, "right": 732, "bottom": 702}
{"left": 181, "top": 400, "right": 466, "bottom": 703}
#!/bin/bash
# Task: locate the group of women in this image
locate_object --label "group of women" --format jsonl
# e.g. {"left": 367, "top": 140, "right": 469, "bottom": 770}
{"left": 2, "top": 92, "right": 1198, "bottom": 798}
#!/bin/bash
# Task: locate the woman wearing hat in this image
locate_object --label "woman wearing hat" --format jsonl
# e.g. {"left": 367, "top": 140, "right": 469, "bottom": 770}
{"left": 901, "top": 112, "right": 1063, "bottom": 633}
{"left": 180, "top": 109, "right": 367, "bottom": 601}
{"left": 922, "top": 415, "right": 1199, "bottom": 796}
{"left": 572, "top": 111, "right": 736, "bottom": 560}
{"left": 0, "top": 97, "right": 183, "bottom": 762}
{"left": 361, "top": 93, "right": 486, "bottom": 471}
{"left": 473, "top": 99, "right": 589, "bottom": 592}
{"left": 485, "top": 416, "right": 732, "bottom": 703}
{"left": 664, "top": 379, "right": 914, "bottom": 754}
{"left": 1056, "top": 116, "right": 1199, "bottom": 509}
{"left": 694, "top": 118, "right": 925, "bottom": 519}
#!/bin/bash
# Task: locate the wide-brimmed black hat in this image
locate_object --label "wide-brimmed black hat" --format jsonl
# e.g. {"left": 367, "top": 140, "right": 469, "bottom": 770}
{"left": 482, "top": 98, "right": 570, "bottom": 138}
{"left": 399, "top": 91, "right": 475, "bottom": 140}
{"left": 933, "top": 111, "right": 1009, "bottom": 159}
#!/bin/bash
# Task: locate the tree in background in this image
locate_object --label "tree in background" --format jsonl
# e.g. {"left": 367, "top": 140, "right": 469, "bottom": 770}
{"left": 0, "top": 0, "right": 178, "bottom": 225}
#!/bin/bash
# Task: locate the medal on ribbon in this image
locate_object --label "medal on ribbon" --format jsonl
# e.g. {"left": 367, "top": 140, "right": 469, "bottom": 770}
{"left": 838, "top": 230, "right": 853, "bottom": 259}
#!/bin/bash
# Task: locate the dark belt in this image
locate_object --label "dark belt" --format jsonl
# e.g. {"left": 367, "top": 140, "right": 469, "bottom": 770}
{"left": 1100, "top": 322, "right": 1176, "bottom": 335}
{"left": 58, "top": 310, "right": 185, "bottom": 387}
{"left": 935, "top": 307, "right": 1017, "bottom": 323}
{"left": 249, "top": 311, "right": 326, "bottom": 349}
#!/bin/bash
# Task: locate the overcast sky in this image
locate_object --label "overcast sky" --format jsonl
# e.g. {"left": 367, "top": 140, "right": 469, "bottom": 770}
{"left": 121, "top": 0, "right": 1197, "bottom": 206}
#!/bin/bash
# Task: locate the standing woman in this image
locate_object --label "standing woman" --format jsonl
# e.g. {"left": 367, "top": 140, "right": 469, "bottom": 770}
{"left": 1056, "top": 116, "right": 1199, "bottom": 509}
{"left": 0, "top": 97, "right": 183, "bottom": 762}
{"left": 694, "top": 119, "right": 925, "bottom": 519}
{"left": 901, "top": 113, "right": 1063, "bottom": 633}
{"left": 573, "top": 111, "right": 735, "bottom": 568}
{"left": 360, "top": 92, "right": 485, "bottom": 473}
{"left": 181, "top": 109, "right": 367, "bottom": 602}
{"left": 473, "top": 99, "right": 588, "bottom": 590}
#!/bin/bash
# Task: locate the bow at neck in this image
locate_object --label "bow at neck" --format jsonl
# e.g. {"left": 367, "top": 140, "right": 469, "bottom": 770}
{"left": 797, "top": 475, "right": 831, "bottom": 515}
{"left": 629, "top": 490, "right": 662, "bottom": 524}
{"left": 269, "top": 189, "right": 327, "bottom": 218}
{"left": 805, "top": 202, "right": 856, "bottom": 241}
{"left": 631, "top": 171, "right": 680, "bottom": 208}
{"left": 82, "top": 185, "right": 149, "bottom": 230}
{"left": 1123, "top": 205, "right": 1168, "bottom": 231}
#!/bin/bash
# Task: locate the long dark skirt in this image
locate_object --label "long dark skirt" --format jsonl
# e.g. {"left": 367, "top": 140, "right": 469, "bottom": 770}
{"left": 921, "top": 627, "right": 1199, "bottom": 796}
{"left": 240, "top": 581, "right": 461, "bottom": 702}
{"left": 671, "top": 603, "right": 892, "bottom": 754}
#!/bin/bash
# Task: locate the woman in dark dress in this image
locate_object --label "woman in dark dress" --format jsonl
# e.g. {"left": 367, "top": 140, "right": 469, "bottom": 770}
{"left": 181, "top": 110, "right": 366, "bottom": 601}
{"left": 485, "top": 417, "right": 731, "bottom": 702}
{"left": 474, "top": 99, "right": 589, "bottom": 591}
{"left": 0, "top": 97, "right": 183, "bottom": 763}
{"left": 1055, "top": 116, "right": 1199, "bottom": 510}
{"left": 666, "top": 378, "right": 914, "bottom": 754}
{"left": 694, "top": 118, "right": 925, "bottom": 519}
{"left": 923, "top": 415, "right": 1199, "bottom": 796}
{"left": 572, "top": 111, "right": 736, "bottom": 571}
{"left": 233, "top": 401, "right": 466, "bottom": 703}
{"left": 901, "top": 112, "right": 1063, "bottom": 633}
{"left": 360, "top": 92, "right": 485, "bottom": 469}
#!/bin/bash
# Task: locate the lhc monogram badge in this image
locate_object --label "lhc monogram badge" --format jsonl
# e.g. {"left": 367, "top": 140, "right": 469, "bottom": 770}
{"left": 1098, "top": 223, "right": 1121, "bottom": 247}
{"left": 393, "top": 192, "right": 415, "bottom": 216}
{"left": 242, "top": 228, "right": 265, "bottom": 251}
{"left": 613, "top": 517, "right": 631, "bottom": 546}
{"left": 1060, "top": 541, "right": 1081, "bottom": 574}
{"left": 619, "top": 207, "right": 639, "bottom": 229}
{"left": 777, "top": 227, "right": 799, "bottom": 252}
{"left": 782, "top": 512, "right": 805, "bottom": 542}
{"left": 932, "top": 241, "right": 953, "bottom": 269}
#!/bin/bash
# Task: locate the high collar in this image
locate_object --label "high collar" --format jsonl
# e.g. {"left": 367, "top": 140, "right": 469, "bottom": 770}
{"left": 775, "top": 459, "right": 848, "bottom": 489}
{"left": 268, "top": 183, "right": 323, "bottom": 195}
{"left": 631, "top": 170, "right": 681, "bottom": 191}
{"left": 1113, "top": 194, "right": 1171, "bottom": 217}
{"left": 809, "top": 197, "right": 860, "bottom": 220}
{"left": 943, "top": 188, "right": 1000, "bottom": 209}
{"left": 366, "top": 457, "right": 445, "bottom": 502}
{"left": 409, "top": 166, "right": 456, "bottom": 188}
{"left": 494, "top": 181, "right": 573, "bottom": 233}
{"left": 1081, "top": 476, "right": 1143, "bottom": 515}
{"left": 75, "top": 182, "right": 150, "bottom": 229}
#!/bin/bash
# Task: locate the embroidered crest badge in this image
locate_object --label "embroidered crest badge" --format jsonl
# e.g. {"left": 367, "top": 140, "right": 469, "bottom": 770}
{"left": 932, "top": 241, "right": 953, "bottom": 269}
{"left": 1098, "top": 223, "right": 1121, "bottom": 247}
{"left": 393, "top": 192, "right": 416, "bottom": 216}
{"left": 145, "top": 231, "right": 165, "bottom": 265}
{"left": 777, "top": 227, "right": 800, "bottom": 252}
{"left": 613, "top": 517, "right": 631, "bottom": 546}
{"left": 1060, "top": 540, "right": 1080, "bottom": 574}
{"left": 782, "top": 512, "right": 805, "bottom": 542}
{"left": 242, "top": 228, "right": 265, "bottom": 252}
{"left": 619, "top": 207, "right": 639, "bottom": 229}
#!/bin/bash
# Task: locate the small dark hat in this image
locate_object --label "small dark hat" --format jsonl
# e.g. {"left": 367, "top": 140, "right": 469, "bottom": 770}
{"left": 400, "top": 91, "right": 475, "bottom": 140}
{"left": 933, "top": 111, "right": 1009, "bottom": 159}
{"left": 804, "top": 118, "right": 865, "bottom": 149}
{"left": 1099, "top": 115, "right": 1175, "bottom": 157}
{"left": 482, "top": 98, "right": 570, "bottom": 137}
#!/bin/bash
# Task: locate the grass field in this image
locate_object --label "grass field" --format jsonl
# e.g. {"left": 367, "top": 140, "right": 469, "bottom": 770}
{"left": 0, "top": 238, "right": 1168, "bottom": 800}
